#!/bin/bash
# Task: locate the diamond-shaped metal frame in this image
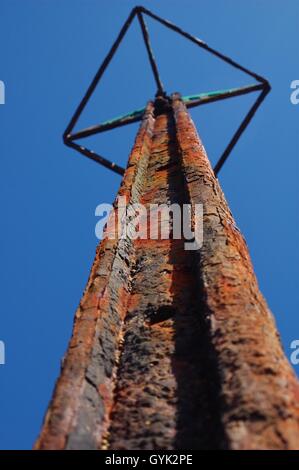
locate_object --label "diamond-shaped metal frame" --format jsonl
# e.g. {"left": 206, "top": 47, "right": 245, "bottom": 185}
{"left": 63, "top": 5, "right": 271, "bottom": 176}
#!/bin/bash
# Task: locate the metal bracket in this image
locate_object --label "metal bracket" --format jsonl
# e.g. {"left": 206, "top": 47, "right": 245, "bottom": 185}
{"left": 63, "top": 5, "right": 271, "bottom": 176}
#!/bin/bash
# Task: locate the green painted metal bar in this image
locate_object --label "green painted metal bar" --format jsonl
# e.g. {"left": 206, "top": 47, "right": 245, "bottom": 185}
{"left": 68, "top": 84, "right": 263, "bottom": 142}
{"left": 68, "top": 107, "right": 145, "bottom": 141}
{"left": 183, "top": 83, "right": 264, "bottom": 109}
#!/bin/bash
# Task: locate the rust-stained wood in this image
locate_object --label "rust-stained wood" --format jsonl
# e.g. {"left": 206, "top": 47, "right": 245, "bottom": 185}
{"left": 35, "top": 96, "right": 299, "bottom": 450}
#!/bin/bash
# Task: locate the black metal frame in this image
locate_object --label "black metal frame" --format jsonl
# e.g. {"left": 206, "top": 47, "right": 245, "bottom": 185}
{"left": 63, "top": 5, "right": 270, "bottom": 176}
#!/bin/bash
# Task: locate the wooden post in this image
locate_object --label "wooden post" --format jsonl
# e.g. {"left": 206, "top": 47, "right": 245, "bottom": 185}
{"left": 35, "top": 96, "right": 299, "bottom": 450}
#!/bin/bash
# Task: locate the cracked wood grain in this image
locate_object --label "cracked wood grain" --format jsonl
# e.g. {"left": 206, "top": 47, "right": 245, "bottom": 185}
{"left": 35, "top": 96, "right": 299, "bottom": 450}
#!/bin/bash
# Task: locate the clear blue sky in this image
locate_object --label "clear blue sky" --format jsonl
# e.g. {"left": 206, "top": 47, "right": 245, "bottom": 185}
{"left": 0, "top": 0, "right": 298, "bottom": 450}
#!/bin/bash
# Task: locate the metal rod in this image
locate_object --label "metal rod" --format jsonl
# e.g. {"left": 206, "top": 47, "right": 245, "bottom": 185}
{"left": 213, "top": 84, "right": 270, "bottom": 175}
{"left": 64, "top": 7, "right": 138, "bottom": 139}
{"left": 137, "top": 12, "right": 165, "bottom": 95}
{"left": 69, "top": 84, "right": 263, "bottom": 141}
{"left": 62, "top": 6, "right": 270, "bottom": 177}
{"left": 65, "top": 139, "right": 125, "bottom": 175}
{"left": 184, "top": 83, "right": 264, "bottom": 109}
{"left": 68, "top": 109, "right": 144, "bottom": 141}
{"left": 139, "top": 6, "right": 268, "bottom": 85}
